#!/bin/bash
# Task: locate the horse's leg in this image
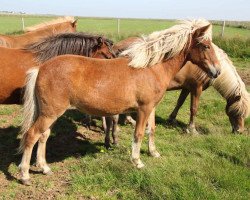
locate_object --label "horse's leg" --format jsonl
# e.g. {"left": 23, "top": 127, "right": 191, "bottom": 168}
{"left": 102, "top": 116, "right": 107, "bottom": 133}
{"left": 166, "top": 89, "right": 190, "bottom": 125}
{"left": 36, "top": 129, "right": 52, "bottom": 175}
{"left": 131, "top": 106, "right": 152, "bottom": 168}
{"left": 125, "top": 114, "right": 136, "bottom": 126}
{"left": 146, "top": 108, "right": 160, "bottom": 157}
{"left": 112, "top": 115, "right": 119, "bottom": 145}
{"left": 186, "top": 86, "right": 202, "bottom": 135}
{"left": 104, "top": 117, "right": 112, "bottom": 148}
{"left": 19, "top": 116, "right": 55, "bottom": 185}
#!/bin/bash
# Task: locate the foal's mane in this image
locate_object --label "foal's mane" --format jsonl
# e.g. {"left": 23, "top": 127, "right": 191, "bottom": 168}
{"left": 24, "top": 16, "right": 75, "bottom": 32}
{"left": 212, "top": 44, "right": 250, "bottom": 118}
{"left": 24, "top": 32, "right": 113, "bottom": 63}
{"left": 121, "top": 19, "right": 212, "bottom": 68}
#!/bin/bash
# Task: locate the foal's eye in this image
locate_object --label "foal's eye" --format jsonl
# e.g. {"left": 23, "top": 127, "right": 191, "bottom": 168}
{"left": 203, "top": 45, "right": 210, "bottom": 50}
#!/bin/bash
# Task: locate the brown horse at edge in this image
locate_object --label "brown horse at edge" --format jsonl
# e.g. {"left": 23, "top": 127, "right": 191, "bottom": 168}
{"left": 19, "top": 20, "right": 221, "bottom": 185}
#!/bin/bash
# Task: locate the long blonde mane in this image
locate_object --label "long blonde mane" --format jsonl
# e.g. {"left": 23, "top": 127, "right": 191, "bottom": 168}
{"left": 25, "top": 16, "right": 75, "bottom": 32}
{"left": 212, "top": 44, "right": 250, "bottom": 118}
{"left": 121, "top": 19, "right": 212, "bottom": 68}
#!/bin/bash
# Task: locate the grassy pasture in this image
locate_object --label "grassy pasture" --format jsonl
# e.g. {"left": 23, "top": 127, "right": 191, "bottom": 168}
{"left": 0, "top": 15, "right": 250, "bottom": 39}
{"left": 0, "top": 15, "right": 249, "bottom": 199}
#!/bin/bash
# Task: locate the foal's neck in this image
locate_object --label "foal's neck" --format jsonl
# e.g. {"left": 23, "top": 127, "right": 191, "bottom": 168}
{"left": 160, "top": 51, "right": 187, "bottom": 88}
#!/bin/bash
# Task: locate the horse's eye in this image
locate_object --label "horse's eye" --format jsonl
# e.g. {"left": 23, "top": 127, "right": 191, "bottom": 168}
{"left": 204, "top": 45, "right": 210, "bottom": 50}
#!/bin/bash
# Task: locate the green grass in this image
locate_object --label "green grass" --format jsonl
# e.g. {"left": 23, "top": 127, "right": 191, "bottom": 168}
{"left": 0, "top": 15, "right": 250, "bottom": 40}
{"left": 0, "top": 88, "right": 249, "bottom": 199}
{"left": 0, "top": 15, "right": 249, "bottom": 199}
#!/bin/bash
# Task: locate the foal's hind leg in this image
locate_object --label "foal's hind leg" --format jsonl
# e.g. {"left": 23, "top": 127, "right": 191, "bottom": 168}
{"left": 186, "top": 86, "right": 202, "bottom": 135}
{"left": 166, "top": 89, "right": 190, "bottom": 125}
{"left": 131, "top": 106, "right": 152, "bottom": 168}
{"left": 104, "top": 117, "right": 112, "bottom": 148}
{"left": 36, "top": 129, "right": 52, "bottom": 175}
{"left": 112, "top": 115, "right": 119, "bottom": 145}
{"left": 19, "top": 116, "right": 55, "bottom": 185}
{"left": 146, "top": 108, "right": 160, "bottom": 157}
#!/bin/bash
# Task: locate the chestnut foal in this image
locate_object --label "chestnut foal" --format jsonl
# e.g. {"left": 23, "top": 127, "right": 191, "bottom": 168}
{"left": 19, "top": 19, "right": 220, "bottom": 185}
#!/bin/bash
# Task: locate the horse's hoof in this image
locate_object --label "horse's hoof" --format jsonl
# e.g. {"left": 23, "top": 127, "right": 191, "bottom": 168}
{"left": 43, "top": 169, "right": 53, "bottom": 175}
{"left": 21, "top": 179, "right": 32, "bottom": 186}
{"left": 131, "top": 158, "right": 145, "bottom": 169}
{"left": 104, "top": 143, "right": 111, "bottom": 149}
{"left": 150, "top": 151, "right": 161, "bottom": 158}
{"left": 166, "top": 118, "right": 177, "bottom": 126}
{"left": 186, "top": 127, "right": 199, "bottom": 135}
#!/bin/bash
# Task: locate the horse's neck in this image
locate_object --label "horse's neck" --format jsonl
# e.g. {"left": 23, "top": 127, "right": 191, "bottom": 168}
{"left": 212, "top": 60, "right": 243, "bottom": 100}
{"left": 14, "top": 25, "right": 67, "bottom": 47}
{"left": 160, "top": 52, "right": 187, "bottom": 88}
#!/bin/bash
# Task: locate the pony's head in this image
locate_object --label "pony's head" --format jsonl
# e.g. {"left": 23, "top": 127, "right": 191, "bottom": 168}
{"left": 92, "top": 37, "right": 116, "bottom": 59}
{"left": 187, "top": 24, "right": 221, "bottom": 78}
{"left": 226, "top": 102, "right": 245, "bottom": 133}
{"left": 226, "top": 95, "right": 249, "bottom": 133}
{"left": 25, "top": 16, "right": 77, "bottom": 33}
{"left": 121, "top": 19, "right": 220, "bottom": 78}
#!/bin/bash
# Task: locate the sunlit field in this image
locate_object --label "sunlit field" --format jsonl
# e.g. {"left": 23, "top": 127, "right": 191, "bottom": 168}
{"left": 0, "top": 15, "right": 249, "bottom": 199}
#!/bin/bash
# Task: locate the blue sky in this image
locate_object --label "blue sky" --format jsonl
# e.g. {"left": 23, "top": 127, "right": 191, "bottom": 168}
{"left": 1, "top": 0, "right": 250, "bottom": 21}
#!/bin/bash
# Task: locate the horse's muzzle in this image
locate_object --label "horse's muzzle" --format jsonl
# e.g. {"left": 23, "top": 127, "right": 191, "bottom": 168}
{"left": 208, "top": 66, "right": 221, "bottom": 79}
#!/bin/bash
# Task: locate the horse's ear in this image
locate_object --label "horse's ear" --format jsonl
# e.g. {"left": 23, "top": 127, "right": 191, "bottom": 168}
{"left": 193, "top": 24, "right": 211, "bottom": 38}
{"left": 97, "top": 37, "right": 103, "bottom": 47}
{"left": 72, "top": 19, "right": 78, "bottom": 27}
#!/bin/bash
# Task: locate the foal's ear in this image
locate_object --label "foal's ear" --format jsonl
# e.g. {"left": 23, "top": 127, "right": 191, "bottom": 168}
{"left": 97, "top": 37, "right": 103, "bottom": 47}
{"left": 72, "top": 19, "right": 78, "bottom": 27}
{"left": 193, "top": 24, "right": 211, "bottom": 38}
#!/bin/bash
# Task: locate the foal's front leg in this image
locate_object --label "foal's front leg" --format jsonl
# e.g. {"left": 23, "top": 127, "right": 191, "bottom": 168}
{"left": 146, "top": 108, "right": 160, "bottom": 157}
{"left": 131, "top": 106, "right": 152, "bottom": 168}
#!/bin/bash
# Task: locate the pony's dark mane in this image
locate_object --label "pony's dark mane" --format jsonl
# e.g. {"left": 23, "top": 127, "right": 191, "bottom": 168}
{"left": 24, "top": 32, "right": 114, "bottom": 63}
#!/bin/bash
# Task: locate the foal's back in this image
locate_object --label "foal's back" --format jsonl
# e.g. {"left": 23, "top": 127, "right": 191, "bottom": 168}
{"left": 36, "top": 55, "right": 165, "bottom": 116}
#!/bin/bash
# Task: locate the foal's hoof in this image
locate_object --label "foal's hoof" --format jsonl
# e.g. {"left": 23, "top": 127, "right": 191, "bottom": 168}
{"left": 131, "top": 158, "right": 145, "bottom": 169}
{"left": 43, "top": 169, "right": 53, "bottom": 176}
{"left": 21, "top": 179, "right": 32, "bottom": 186}
{"left": 186, "top": 127, "right": 199, "bottom": 135}
{"left": 150, "top": 151, "right": 161, "bottom": 158}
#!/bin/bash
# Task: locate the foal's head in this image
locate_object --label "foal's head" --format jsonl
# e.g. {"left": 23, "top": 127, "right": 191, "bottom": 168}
{"left": 187, "top": 25, "right": 221, "bottom": 78}
{"left": 92, "top": 37, "right": 116, "bottom": 59}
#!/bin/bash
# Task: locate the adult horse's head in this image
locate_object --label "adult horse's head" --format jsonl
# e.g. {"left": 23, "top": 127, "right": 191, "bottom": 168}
{"left": 226, "top": 95, "right": 250, "bottom": 133}
{"left": 92, "top": 37, "right": 116, "bottom": 59}
{"left": 24, "top": 16, "right": 78, "bottom": 33}
{"left": 187, "top": 21, "right": 221, "bottom": 78}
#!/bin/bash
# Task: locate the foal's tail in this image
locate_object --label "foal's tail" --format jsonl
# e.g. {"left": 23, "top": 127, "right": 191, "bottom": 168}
{"left": 19, "top": 68, "right": 39, "bottom": 153}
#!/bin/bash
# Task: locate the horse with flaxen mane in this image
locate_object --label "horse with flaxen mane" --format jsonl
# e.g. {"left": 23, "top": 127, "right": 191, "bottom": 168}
{"left": 103, "top": 37, "right": 250, "bottom": 148}
{"left": 0, "top": 16, "right": 77, "bottom": 48}
{"left": 19, "top": 19, "right": 221, "bottom": 185}
{"left": 0, "top": 32, "right": 115, "bottom": 104}
{"left": 166, "top": 44, "right": 250, "bottom": 134}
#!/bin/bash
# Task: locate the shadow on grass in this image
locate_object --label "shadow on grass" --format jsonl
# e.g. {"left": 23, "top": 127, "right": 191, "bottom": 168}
{"left": 156, "top": 114, "right": 210, "bottom": 135}
{"left": 0, "top": 109, "right": 103, "bottom": 182}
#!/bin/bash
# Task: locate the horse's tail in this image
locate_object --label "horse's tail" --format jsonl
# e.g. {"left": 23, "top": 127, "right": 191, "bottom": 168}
{"left": 19, "top": 68, "right": 39, "bottom": 153}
